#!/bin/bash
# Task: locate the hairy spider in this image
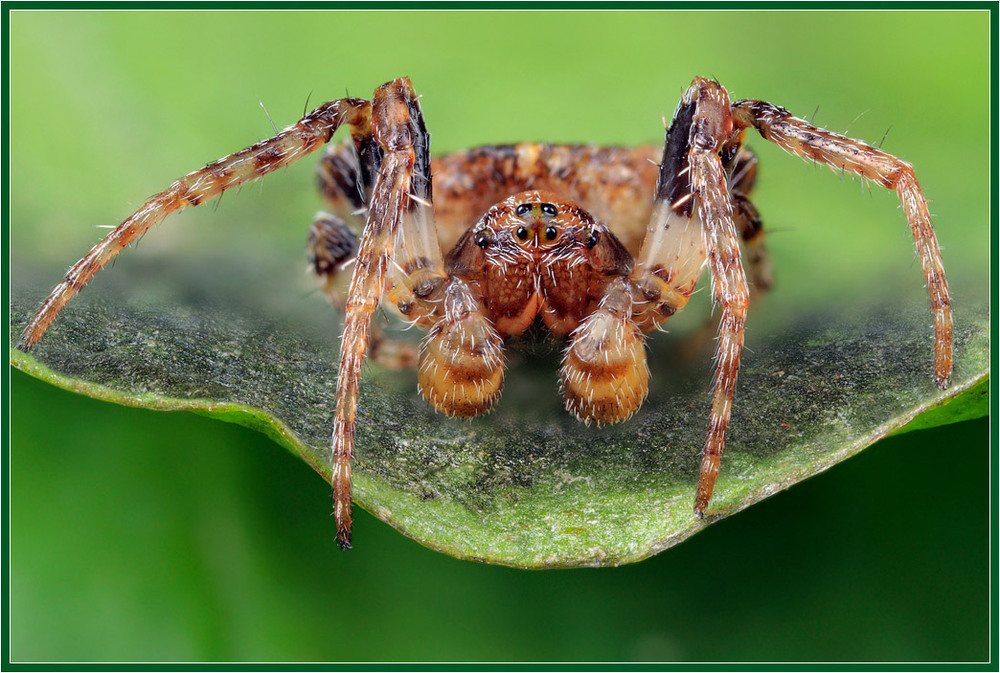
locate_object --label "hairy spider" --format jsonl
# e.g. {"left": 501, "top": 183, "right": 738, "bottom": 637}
{"left": 18, "top": 77, "right": 952, "bottom": 549}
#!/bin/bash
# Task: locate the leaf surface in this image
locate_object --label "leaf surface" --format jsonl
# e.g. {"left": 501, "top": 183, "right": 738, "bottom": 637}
{"left": 10, "top": 260, "right": 989, "bottom": 568}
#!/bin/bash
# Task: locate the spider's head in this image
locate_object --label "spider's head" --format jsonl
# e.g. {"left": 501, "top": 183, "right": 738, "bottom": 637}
{"left": 445, "top": 190, "right": 633, "bottom": 279}
{"left": 498, "top": 191, "right": 585, "bottom": 252}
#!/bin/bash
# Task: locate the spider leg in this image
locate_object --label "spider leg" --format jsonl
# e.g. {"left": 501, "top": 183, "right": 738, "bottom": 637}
{"left": 316, "top": 140, "right": 369, "bottom": 225}
{"left": 307, "top": 211, "right": 418, "bottom": 370}
{"left": 331, "top": 78, "right": 434, "bottom": 548}
{"left": 333, "top": 80, "right": 506, "bottom": 545}
{"left": 725, "top": 146, "right": 772, "bottom": 292}
{"left": 731, "top": 99, "right": 952, "bottom": 388}
{"left": 18, "top": 96, "right": 374, "bottom": 352}
{"left": 619, "top": 78, "right": 747, "bottom": 513}
{"left": 681, "top": 78, "right": 751, "bottom": 516}
{"left": 627, "top": 81, "right": 713, "bottom": 335}
{"left": 731, "top": 191, "right": 772, "bottom": 293}
{"left": 308, "top": 211, "right": 359, "bottom": 308}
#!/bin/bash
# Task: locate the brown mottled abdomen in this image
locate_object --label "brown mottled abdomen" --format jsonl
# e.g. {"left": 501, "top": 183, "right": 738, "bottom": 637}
{"left": 431, "top": 144, "right": 660, "bottom": 253}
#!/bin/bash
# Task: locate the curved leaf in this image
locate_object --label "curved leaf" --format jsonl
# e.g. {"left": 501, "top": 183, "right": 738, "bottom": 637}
{"left": 10, "top": 261, "right": 989, "bottom": 568}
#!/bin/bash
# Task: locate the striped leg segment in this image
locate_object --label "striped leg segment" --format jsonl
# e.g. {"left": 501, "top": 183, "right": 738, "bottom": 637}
{"left": 681, "top": 79, "right": 752, "bottom": 515}
{"left": 731, "top": 99, "right": 952, "bottom": 388}
{"left": 308, "top": 211, "right": 360, "bottom": 307}
{"left": 625, "top": 78, "right": 749, "bottom": 515}
{"left": 330, "top": 77, "right": 445, "bottom": 548}
{"left": 724, "top": 146, "right": 772, "bottom": 292}
{"left": 18, "top": 97, "right": 372, "bottom": 352}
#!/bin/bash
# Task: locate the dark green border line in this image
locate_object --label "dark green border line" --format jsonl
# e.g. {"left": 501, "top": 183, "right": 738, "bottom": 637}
{"left": 2, "top": 2, "right": 994, "bottom": 671}
{"left": 989, "top": 3, "right": 999, "bottom": 672}
{"left": 0, "top": 1, "right": 998, "bottom": 9}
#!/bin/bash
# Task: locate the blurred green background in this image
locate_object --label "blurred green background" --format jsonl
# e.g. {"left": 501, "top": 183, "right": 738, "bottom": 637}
{"left": 10, "top": 10, "right": 990, "bottom": 662}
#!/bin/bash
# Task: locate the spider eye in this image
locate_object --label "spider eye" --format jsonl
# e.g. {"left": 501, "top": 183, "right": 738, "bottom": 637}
{"left": 515, "top": 226, "right": 529, "bottom": 240}
{"left": 540, "top": 203, "right": 558, "bottom": 217}
{"left": 545, "top": 225, "right": 558, "bottom": 241}
{"left": 586, "top": 230, "right": 601, "bottom": 248}
{"left": 475, "top": 232, "right": 490, "bottom": 249}
{"left": 515, "top": 204, "right": 532, "bottom": 217}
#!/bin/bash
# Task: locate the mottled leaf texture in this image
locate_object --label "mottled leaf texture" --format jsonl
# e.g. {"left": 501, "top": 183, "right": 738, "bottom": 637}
{"left": 10, "top": 259, "right": 988, "bottom": 568}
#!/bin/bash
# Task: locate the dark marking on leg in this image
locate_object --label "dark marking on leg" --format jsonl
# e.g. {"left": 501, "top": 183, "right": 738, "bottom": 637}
{"left": 656, "top": 97, "right": 697, "bottom": 215}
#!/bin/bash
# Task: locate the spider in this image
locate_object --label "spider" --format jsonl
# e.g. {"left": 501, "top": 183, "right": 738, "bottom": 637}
{"left": 17, "top": 77, "right": 953, "bottom": 550}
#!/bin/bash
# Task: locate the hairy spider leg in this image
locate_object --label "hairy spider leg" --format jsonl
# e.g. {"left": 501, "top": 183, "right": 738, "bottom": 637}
{"left": 307, "top": 202, "right": 420, "bottom": 371}
{"left": 317, "top": 139, "right": 370, "bottom": 223}
{"left": 17, "top": 97, "right": 374, "bottom": 352}
{"left": 667, "top": 142, "right": 772, "bottom": 366}
{"left": 681, "top": 80, "right": 753, "bottom": 516}
{"left": 724, "top": 145, "right": 772, "bottom": 292}
{"left": 331, "top": 78, "right": 508, "bottom": 546}
{"left": 307, "top": 211, "right": 360, "bottom": 305}
{"left": 731, "top": 99, "right": 952, "bottom": 388}
{"left": 560, "top": 80, "right": 745, "bottom": 427}
{"left": 331, "top": 78, "right": 435, "bottom": 548}
{"left": 310, "top": 141, "right": 371, "bottom": 308}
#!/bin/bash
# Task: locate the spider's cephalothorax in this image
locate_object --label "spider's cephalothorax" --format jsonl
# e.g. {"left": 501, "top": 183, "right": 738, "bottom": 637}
{"left": 18, "top": 77, "right": 953, "bottom": 550}
{"left": 447, "top": 191, "right": 635, "bottom": 339}
{"left": 424, "top": 190, "right": 646, "bottom": 424}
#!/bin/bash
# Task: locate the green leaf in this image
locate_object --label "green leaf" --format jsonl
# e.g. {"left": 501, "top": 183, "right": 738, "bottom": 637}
{"left": 10, "top": 260, "right": 989, "bottom": 569}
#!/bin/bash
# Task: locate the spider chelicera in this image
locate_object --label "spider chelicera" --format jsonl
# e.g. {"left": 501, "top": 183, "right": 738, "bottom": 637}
{"left": 18, "top": 77, "right": 952, "bottom": 549}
